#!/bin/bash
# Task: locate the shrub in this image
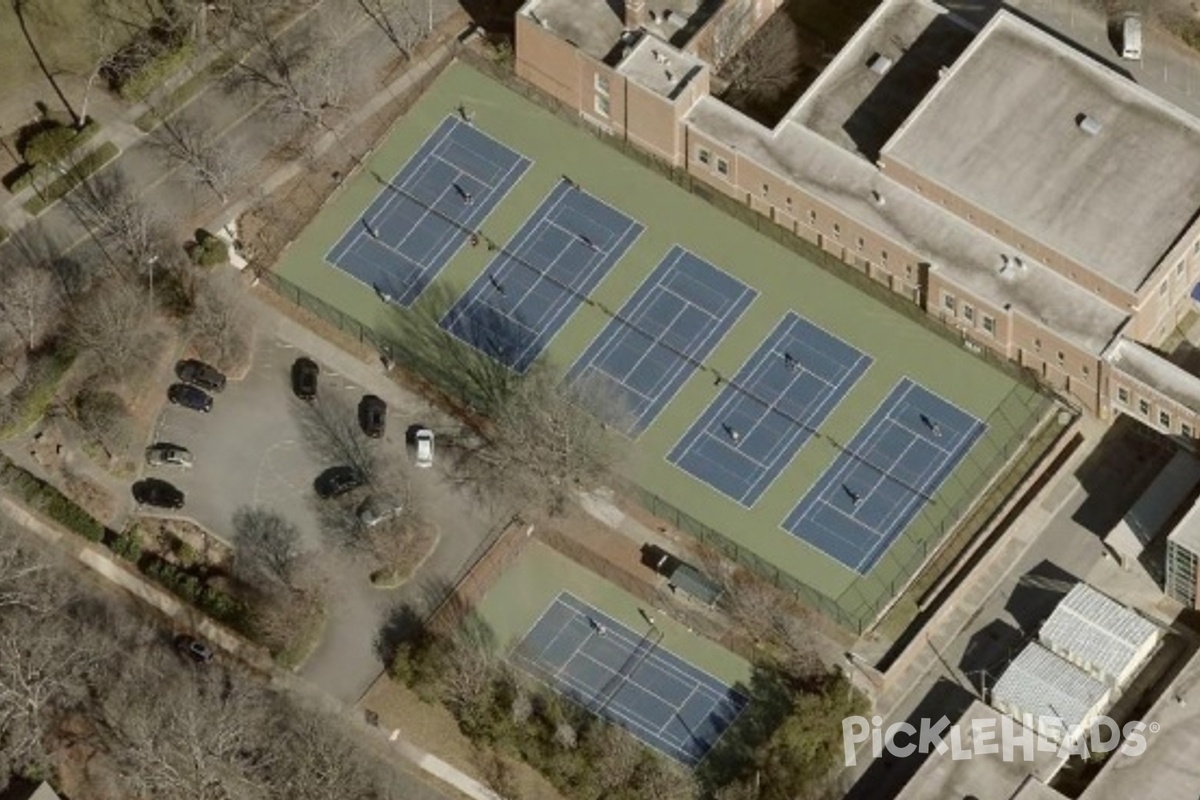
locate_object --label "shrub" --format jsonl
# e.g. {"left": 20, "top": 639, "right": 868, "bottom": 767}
{"left": 0, "top": 456, "right": 105, "bottom": 541}
{"left": 189, "top": 230, "right": 229, "bottom": 267}
{"left": 24, "top": 124, "right": 79, "bottom": 166}
{"left": 119, "top": 41, "right": 197, "bottom": 101}
{"left": 110, "top": 527, "right": 143, "bottom": 561}
{"left": 23, "top": 142, "right": 120, "bottom": 216}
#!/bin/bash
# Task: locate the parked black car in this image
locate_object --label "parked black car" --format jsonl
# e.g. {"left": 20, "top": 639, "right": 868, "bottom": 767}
{"left": 133, "top": 478, "right": 185, "bottom": 509}
{"left": 176, "top": 359, "right": 226, "bottom": 392}
{"left": 358, "top": 394, "right": 387, "bottom": 438}
{"left": 314, "top": 466, "right": 365, "bottom": 499}
{"left": 175, "top": 635, "right": 214, "bottom": 664}
{"left": 167, "top": 383, "right": 213, "bottom": 413}
{"left": 291, "top": 357, "right": 319, "bottom": 401}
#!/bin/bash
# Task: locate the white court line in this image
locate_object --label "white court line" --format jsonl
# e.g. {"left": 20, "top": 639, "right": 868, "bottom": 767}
{"left": 556, "top": 593, "right": 749, "bottom": 697}
{"left": 440, "top": 185, "right": 572, "bottom": 332}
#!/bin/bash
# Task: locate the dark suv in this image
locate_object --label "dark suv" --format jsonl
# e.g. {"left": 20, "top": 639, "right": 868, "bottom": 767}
{"left": 314, "top": 466, "right": 364, "bottom": 499}
{"left": 168, "top": 383, "right": 213, "bottom": 413}
{"left": 292, "top": 357, "right": 319, "bottom": 401}
{"left": 176, "top": 359, "right": 226, "bottom": 392}
{"left": 358, "top": 395, "right": 387, "bottom": 438}
{"left": 133, "top": 478, "right": 185, "bottom": 509}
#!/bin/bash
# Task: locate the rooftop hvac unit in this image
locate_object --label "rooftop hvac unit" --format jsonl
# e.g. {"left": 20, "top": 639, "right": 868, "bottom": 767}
{"left": 868, "top": 53, "right": 893, "bottom": 76}
{"left": 1077, "top": 114, "right": 1103, "bottom": 135}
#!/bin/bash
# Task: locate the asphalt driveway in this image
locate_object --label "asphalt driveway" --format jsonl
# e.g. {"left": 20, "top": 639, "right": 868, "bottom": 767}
{"left": 146, "top": 293, "right": 504, "bottom": 702}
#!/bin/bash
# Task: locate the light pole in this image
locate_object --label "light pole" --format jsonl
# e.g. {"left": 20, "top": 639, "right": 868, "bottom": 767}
{"left": 146, "top": 254, "right": 159, "bottom": 308}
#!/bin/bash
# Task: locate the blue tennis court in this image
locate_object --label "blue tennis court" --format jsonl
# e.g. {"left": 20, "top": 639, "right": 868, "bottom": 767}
{"left": 565, "top": 247, "right": 756, "bottom": 436}
{"left": 326, "top": 116, "right": 531, "bottom": 305}
{"left": 439, "top": 180, "right": 643, "bottom": 372}
{"left": 667, "top": 312, "right": 872, "bottom": 507}
{"left": 782, "top": 378, "right": 986, "bottom": 574}
{"left": 511, "top": 592, "right": 748, "bottom": 767}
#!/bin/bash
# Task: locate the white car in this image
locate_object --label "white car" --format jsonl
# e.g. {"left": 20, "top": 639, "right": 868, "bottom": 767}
{"left": 146, "top": 444, "right": 194, "bottom": 468}
{"left": 357, "top": 497, "right": 404, "bottom": 528}
{"left": 414, "top": 427, "right": 434, "bottom": 469}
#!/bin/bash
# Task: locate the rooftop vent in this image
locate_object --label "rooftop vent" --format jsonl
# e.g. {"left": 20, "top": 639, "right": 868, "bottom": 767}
{"left": 1077, "top": 113, "right": 1103, "bottom": 135}
{"left": 868, "top": 53, "right": 893, "bottom": 76}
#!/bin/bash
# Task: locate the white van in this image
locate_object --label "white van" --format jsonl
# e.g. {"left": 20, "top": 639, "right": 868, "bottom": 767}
{"left": 1121, "top": 15, "right": 1142, "bottom": 61}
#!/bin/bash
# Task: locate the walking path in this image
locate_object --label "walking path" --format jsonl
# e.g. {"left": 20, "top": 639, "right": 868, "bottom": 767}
{"left": 0, "top": 10, "right": 500, "bottom": 798}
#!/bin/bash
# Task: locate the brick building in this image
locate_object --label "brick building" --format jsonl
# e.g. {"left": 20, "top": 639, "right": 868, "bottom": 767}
{"left": 514, "top": 0, "right": 1200, "bottom": 439}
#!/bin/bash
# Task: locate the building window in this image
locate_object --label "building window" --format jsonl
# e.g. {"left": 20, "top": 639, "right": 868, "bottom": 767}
{"left": 943, "top": 293, "right": 956, "bottom": 312}
{"left": 856, "top": 236, "right": 865, "bottom": 251}
{"left": 1178, "top": 260, "right": 1186, "bottom": 276}
{"left": 1139, "top": 399, "right": 1151, "bottom": 417}
{"left": 1184, "top": 422, "right": 1195, "bottom": 438}
{"left": 1161, "top": 410, "right": 1172, "bottom": 429}
{"left": 905, "top": 264, "right": 914, "bottom": 279}
{"left": 697, "top": 148, "right": 711, "bottom": 165}
{"left": 785, "top": 197, "right": 792, "bottom": 209}
{"left": 1033, "top": 338, "right": 1041, "bottom": 352}
{"left": 1161, "top": 281, "right": 1169, "bottom": 296}
{"left": 1117, "top": 386, "right": 1130, "bottom": 405}
{"left": 882, "top": 250, "right": 889, "bottom": 263}
{"left": 761, "top": 183, "right": 769, "bottom": 196}
{"left": 594, "top": 94, "right": 610, "bottom": 118}
{"left": 1082, "top": 364, "right": 1090, "bottom": 378}
{"left": 716, "top": 158, "right": 729, "bottom": 176}
{"left": 982, "top": 315, "right": 996, "bottom": 335}
{"left": 808, "top": 210, "right": 817, "bottom": 225}
{"left": 594, "top": 74, "right": 610, "bottom": 95}
{"left": 1057, "top": 351, "right": 1065, "bottom": 364}
{"left": 832, "top": 223, "right": 841, "bottom": 239}
{"left": 963, "top": 304, "right": 975, "bottom": 323}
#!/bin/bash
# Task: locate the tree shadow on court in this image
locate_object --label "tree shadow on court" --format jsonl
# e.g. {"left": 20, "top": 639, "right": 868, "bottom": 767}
{"left": 377, "top": 281, "right": 519, "bottom": 418}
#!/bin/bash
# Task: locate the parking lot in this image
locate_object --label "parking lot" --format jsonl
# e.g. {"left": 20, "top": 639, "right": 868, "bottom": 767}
{"left": 144, "top": 295, "right": 503, "bottom": 701}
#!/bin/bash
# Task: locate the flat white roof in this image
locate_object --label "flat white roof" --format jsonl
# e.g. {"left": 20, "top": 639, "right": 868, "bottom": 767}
{"left": 617, "top": 34, "right": 704, "bottom": 99}
{"left": 684, "top": 97, "right": 1128, "bottom": 354}
{"left": 894, "top": 700, "right": 1063, "bottom": 800}
{"left": 522, "top": 0, "right": 624, "bottom": 61}
{"left": 1108, "top": 337, "right": 1200, "bottom": 414}
{"left": 1038, "top": 583, "right": 1158, "bottom": 683}
{"left": 789, "top": 0, "right": 975, "bottom": 159}
{"left": 884, "top": 11, "right": 1200, "bottom": 293}
{"left": 992, "top": 643, "right": 1109, "bottom": 736}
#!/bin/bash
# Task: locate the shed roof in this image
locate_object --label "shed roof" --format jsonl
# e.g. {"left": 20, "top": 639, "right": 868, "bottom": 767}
{"left": 1038, "top": 583, "right": 1158, "bottom": 682}
{"left": 992, "top": 643, "right": 1108, "bottom": 736}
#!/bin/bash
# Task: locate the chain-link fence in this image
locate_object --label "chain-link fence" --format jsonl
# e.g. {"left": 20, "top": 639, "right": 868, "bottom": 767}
{"left": 639, "top": 382, "right": 1069, "bottom": 633}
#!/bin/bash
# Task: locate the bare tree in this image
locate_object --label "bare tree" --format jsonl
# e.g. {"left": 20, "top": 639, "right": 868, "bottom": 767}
{"left": 225, "top": 7, "right": 350, "bottom": 131}
{"left": 72, "top": 382, "right": 135, "bottom": 457}
{"left": 720, "top": 15, "right": 806, "bottom": 114}
{"left": 456, "top": 364, "right": 626, "bottom": 514}
{"left": 260, "top": 702, "right": 394, "bottom": 800}
{"left": 355, "top": 0, "right": 427, "bottom": 60}
{"left": 151, "top": 114, "right": 238, "bottom": 203}
{"left": 0, "top": 263, "right": 63, "bottom": 352}
{"left": 107, "top": 670, "right": 270, "bottom": 800}
{"left": 296, "top": 392, "right": 379, "bottom": 478}
{"left": 65, "top": 167, "right": 167, "bottom": 276}
{"left": 188, "top": 269, "right": 255, "bottom": 370}
{"left": 69, "top": 278, "right": 158, "bottom": 373}
{"left": 232, "top": 506, "right": 304, "bottom": 589}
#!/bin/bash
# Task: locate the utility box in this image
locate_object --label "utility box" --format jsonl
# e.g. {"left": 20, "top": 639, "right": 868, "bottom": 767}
{"left": 1121, "top": 15, "right": 1142, "bottom": 61}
